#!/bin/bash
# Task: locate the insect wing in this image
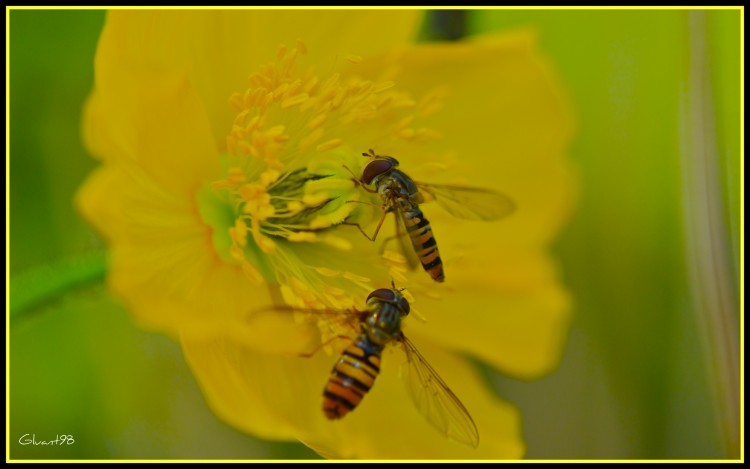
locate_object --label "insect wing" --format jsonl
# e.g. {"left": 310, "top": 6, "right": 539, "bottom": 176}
{"left": 416, "top": 183, "right": 515, "bottom": 221}
{"left": 391, "top": 210, "right": 421, "bottom": 271}
{"left": 399, "top": 334, "right": 480, "bottom": 448}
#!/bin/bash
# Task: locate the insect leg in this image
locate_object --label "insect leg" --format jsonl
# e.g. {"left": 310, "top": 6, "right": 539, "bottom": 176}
{"left": 344, "top": 199, "right": 382, "bottom": 208}
{"left": 342, "top": 207, "right": 390, "bottom": 242}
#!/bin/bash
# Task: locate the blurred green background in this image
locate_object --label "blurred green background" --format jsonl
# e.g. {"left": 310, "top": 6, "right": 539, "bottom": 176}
{"left": 9, "top": 9, "right": 741, "bottom": 460}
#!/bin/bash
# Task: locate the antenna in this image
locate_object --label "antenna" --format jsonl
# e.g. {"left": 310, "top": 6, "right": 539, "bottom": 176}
{"left": 391, "top": 279, "right": 407, "bottom": 293}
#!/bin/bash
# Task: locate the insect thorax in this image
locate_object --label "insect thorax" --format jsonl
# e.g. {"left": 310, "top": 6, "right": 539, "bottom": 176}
{"left": 374, "top": 169, "right": 419, "bottom": 203}
{"left": 362, "top": 302, "right": 403, "bottom": 347}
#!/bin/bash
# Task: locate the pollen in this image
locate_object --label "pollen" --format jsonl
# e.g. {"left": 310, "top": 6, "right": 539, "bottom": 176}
{"left": 321, "top": 235, "right": 352, "bottom": 251}
{"left": 315, "top": 267, "right": 342, "bottom": 278}
{"left": 288, "top": 231, "right": 317, "bottom": 242}
{"left": 342, "top": 272, "right": 370, "bottom": 283}
{"left": 307, "top": 113, "right": 327, "bottom": 130}
{"left": 382, "top": 250, "right": 408, "bottom": 265}
{"left": 260, "top": 169, "right": 281, "bottom": 186}
{"left": 281, "top": 93, "right": 309, "bottom": 109}
{"left": 372, "top": 81, "right": 396, "bottom": 94}
{"left": 316, "top": 138, "right": 343, "bottom": 152}
{"left": 238, "top": 183, "right": 266, "bottom": 201}
{"left": 302, "top": 192, "right": 329, "bottom": 207}
{"left": 285, "top": 200, "right": 305, "bottom": 215}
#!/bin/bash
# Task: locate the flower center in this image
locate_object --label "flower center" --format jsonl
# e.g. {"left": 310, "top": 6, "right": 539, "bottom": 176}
{"left": 207, "top": 41, "right": 445, "bottom": 312}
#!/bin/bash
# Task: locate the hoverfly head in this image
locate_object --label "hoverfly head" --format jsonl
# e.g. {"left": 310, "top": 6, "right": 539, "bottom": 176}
{"left": 362, "top": 158, "right": 395, "bottom": 184}
{"left": 366, "top": 286, "right": 410, "bottom": 316}
{"left": 361, "top": 149, "right": 399, "bottom": 184}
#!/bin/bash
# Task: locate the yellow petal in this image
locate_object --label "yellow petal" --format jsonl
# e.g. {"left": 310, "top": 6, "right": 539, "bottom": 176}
{"left": 182, "top": 333, "right": 524, "bottom": 458}
{"left": 84, "top": 67, "right": 220, "bottom": 198}
{"left": 385, "top": 241, "right": 572, "bottom": 379}
{"left": 96, "top": 10, "right": 423, "bottom": 151}
{"left": 75, "top": 165, "right": 273, "bottom": 339}
{"left": 357, "top": 29, "right": 577, "bottom": 249}
{"left": 182, "top": 335, "right": 306, "bottom": 441}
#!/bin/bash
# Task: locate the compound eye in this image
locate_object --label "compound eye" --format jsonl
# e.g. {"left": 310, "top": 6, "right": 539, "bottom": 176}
{"left": 362, "top": 159, "right": 394, "bottom": 184}
{"left": 367, "top": 288, "right": 396, "bottom": 302}
{"left": 397, "top": 296, "right": 410, "bottom": 315}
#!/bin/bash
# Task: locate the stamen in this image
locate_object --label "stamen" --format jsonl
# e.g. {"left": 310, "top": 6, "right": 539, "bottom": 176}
{"left": 316, "top": 138, "right": 343, "bottom": 152}
{"left": 281, "top": 93, "right": 309, "bottom": 109}
{"left": 288, "top": 232, "right": 317, "bottom": 242}
{"left": 209, "top": 41, "right": 451, "bottom": 328}
{"left": 371, "top": 81, "right": 395, "bottom": 94}
{"left": 343, "top": 272, "right": 370, "bottom": 283}
{"left": 382, "top": 250, "right": 408, "bottom": 265}
{"left": 276, "top": 44, "right": 288, "bottom": 62}
{"left": 252, "top": 230, "right": 276, "bottom": 254}
{"left": 244, "top": 115, "right": 262, "bottom": 133}
{"left": 229, "top": 92, "right": 245, "bottom": 111}
{"left": 315, "top": 267, "right": 342, "bottom": 278}
{"left": 324, "top": 285, "right": 346, "bottom": 297}
{"left": 321, "top": 235, "right": 352, "bottom": 251}
{"left": 307, "top": 113, "right": 328, "bottom": 130}
{"left": 285, "top": 201, "right": 305, "bottom": 215}
{"left": 302, "top": 192, "right": 329, "bottom": 207}
{"left": 298, "top": 128, "right": 325, "bottom": 152}
{"left": 399, "top": 128, "right": 416, "bottom": 140}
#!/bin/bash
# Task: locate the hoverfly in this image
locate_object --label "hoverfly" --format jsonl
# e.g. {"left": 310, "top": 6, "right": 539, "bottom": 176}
{"left": 269, "top": 284, "right": 480, "bottom": 447}
{"left": 347, "top": 149, "right": 515, "bottom": 282}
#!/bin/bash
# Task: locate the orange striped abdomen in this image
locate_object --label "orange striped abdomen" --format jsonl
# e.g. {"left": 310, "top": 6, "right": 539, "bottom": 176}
{"left": 402, "top": 207, "right": 445, "bottom": 282}
{"left": 323, "top": 338, "right": 383, "bottom": 420}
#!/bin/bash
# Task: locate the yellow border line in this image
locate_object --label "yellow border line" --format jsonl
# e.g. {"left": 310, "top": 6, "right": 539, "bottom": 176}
{"left": 5, "top": 5, "right": 744, "bottom": 464}
{"left": 4, "top": 5, "right": 746, "bottom": 10}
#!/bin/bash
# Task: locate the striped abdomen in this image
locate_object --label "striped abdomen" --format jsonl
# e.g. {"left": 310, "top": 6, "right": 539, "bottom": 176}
{"left": 322, "top": 338, "right": 382, "bottom": 420}
{"left": 402, "top": 207, "right": 445, "bottom": 282}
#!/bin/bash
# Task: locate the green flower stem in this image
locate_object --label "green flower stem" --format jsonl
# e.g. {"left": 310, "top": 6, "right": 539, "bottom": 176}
{"left": 9, "top": 250, "right": 107, "bottom": 322}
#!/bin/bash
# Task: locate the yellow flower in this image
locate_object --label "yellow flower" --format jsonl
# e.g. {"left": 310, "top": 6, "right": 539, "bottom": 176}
{"left": 76, "top": 10, "right": 575, "bottom": 459}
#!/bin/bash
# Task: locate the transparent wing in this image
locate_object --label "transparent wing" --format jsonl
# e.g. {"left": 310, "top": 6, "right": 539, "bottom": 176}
{"left": 398, "top": 334, "right": 480, "bottom": 448}
{"left": 387, "top": 210, "right": 420, "bottom": 271}
{"left": 416, "top": 182, "right": 515, "bottom": 221}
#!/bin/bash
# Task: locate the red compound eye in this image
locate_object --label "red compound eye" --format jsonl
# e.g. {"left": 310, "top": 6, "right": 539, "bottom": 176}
{"left": 397, "top": 296, "right": 410, "bottom": 314}
{"left": 362, "top": 159, "right": 394, "bottom": 184}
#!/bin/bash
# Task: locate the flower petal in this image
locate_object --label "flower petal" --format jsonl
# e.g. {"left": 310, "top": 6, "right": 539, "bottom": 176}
{"left": 75, "top": 164, "right": 277, "bottom": 341}
{"left": 358, "top": 29, "right": 577, "bottom": 248}
{"left": 95, "top": 10, "right": 423, "bottom": 150}
{"left": 407, "top": 253, "right": 573, "bottom": 379}
{"left": 84, "top": 66, "right": 220, "bottom": 198}
{"left": 182, "top": 333, "right": 524, "bottom": 458}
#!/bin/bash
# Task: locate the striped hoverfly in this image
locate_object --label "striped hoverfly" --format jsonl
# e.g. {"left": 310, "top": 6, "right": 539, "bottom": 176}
{"left": 347, "top": 149, "right": 515, "bottom": 282}
{"left": 269, "top": 284, "right": 479, "bottom": 447}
